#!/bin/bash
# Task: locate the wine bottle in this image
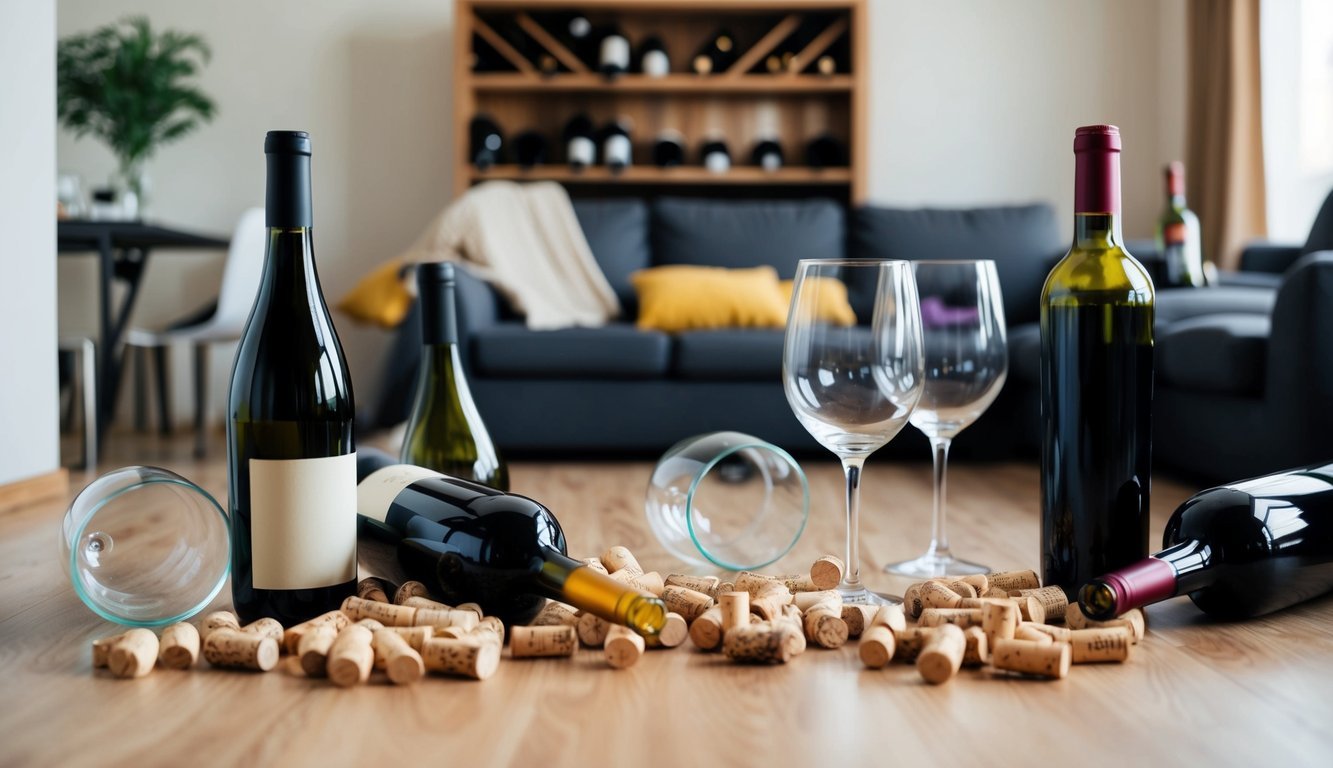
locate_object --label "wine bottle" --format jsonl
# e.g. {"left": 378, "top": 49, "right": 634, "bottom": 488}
{"left": 598, "top": 25, "right": 631, "bottom": 80}
{"left": 600, "top": 120, "right": 632, "bottom": 173}
{"left": 700, "top": 139, "right": 731, "bottom": 174}
{"left": 513, "top": 130, "right": 549, "bottom": 168}
{"left": 469, "top": 115, "right": 505, "bottom": 170}
{"left": 1155, "top": 161, "right": 1205, "bottom": 288}
{"left": 563, "top": 114, "right": 596, "bottom": 170}
{"left": 227, "top": 131, "right": 357, "bottom": 625}
{"left": 470, "top": 32, "right": 512, "bottom": 73}
{"left": 756, "top": 17, "right": 820, "bottom": 74}
{"left": 805, "top": 134, "right": 847, "bottom": 168}
{"left": 531, "top": 11, "right": 594, "bottom": 69}
{"left": 401, "top": 262, "right": 508, "bottom": 491}
{"left": 1080, "top": 462, "right": 1333, "bottom": 620}
{"left": 652, "top": 131, "right": 686, "bottom": 167}
{"left": 692, "top": 28, "right": 736, "bottom": 75}
{"left": 356, "top": 448, "right": 669, "bottom": 633}
{"left": 638, "top": 35, "right": 670, "bottom": 77}
{"left": 751, "top": 138, "right": 783, "bottom": 172}
{"left": 1040, "top": 125, "right": 1155, "bottom": 599}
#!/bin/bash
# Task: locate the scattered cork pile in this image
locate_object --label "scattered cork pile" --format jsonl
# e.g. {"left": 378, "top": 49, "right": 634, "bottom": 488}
{"left": 89, "top": 547, "right": 1142, "bottom": 687}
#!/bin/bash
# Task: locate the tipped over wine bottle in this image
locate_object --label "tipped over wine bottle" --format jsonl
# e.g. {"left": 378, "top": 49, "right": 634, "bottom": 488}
{"left": 692, "top": 29, "right": 735, "bottom": 75}
{"left": 1080, "top": 462, "right": 1333, "bottom": 620}
{"left": 356, "top": 448, "right": 668, "bottom": 634}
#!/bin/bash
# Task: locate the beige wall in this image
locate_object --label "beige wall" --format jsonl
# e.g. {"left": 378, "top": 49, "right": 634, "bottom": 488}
{"left": 55, "top": 0, "right": 1185, "bottom": 428}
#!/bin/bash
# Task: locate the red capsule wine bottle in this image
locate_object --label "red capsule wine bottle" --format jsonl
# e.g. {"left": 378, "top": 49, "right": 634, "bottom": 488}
{"left": 227, "top": 131, "right": 357, "bottom": 625}
{"left": 1080, "top": 462, "right": 1333, "bottom": 620}
{"left": 1040, "top": 125, "right": 1155, "bottom": 599}
{"left": 357, "top": 448, "right": 667, "bottom": 634}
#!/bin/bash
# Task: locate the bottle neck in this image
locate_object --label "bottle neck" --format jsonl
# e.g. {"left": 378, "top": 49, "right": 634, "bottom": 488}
{"left": 261, "top": 228, "right": 318, "bottom": 295}
{"left": 1167, "top": 193, "right": 1187, "bottom": 211}
{"left": 1073, "top": 213, "right": 1124, "bottom": 249}
{"left": 1081, "top": 538, "right": 1215, "bottom": 619}
{"left": 266, "top": 149, "right": 312, "bottom": 228}
{"left": 420, "top": 278, "right": 459, "bottom": 346}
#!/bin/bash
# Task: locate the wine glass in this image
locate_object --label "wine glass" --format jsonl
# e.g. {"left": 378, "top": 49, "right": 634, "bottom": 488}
{"left": 885, "top": 260, "right": 1008, "bottom": 578}
{"left": 783, "top": 259, "right": 924, "bottom": 605}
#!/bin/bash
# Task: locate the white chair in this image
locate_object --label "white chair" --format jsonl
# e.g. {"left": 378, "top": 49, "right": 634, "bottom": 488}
{"left": 58, "top": 336, "right": 98, "bottom": 470}
{"left": 127, "top": 207, "right": 266, "bottom": 457}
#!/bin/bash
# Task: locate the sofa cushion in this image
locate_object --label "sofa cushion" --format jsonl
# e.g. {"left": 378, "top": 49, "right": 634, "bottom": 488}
{"left": 850, "top": 204, "right": 1063, "bottom": 326}
{"left": 572, "top": 199, "right": 651, "bottom": 318}
{"left": 472, "top": 322, "right": 670, "bottom": 378}
{"left": 632, "top": 265, "right": 788, "bottom": 333}
{"left": 1154, "top": 285, "right": 1276, "bottom": 325}
{"left": 1156, "top": 313, "right": 1269, "bottom": 396}
{"left": 672, "top": 329, "right": 787, "bottom": 381}
{"left": 650, "top": 197, "right": 845, "bottom": 278}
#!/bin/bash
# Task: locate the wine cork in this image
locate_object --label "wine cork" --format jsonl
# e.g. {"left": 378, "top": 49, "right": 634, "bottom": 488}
{"left": 665, "top": 574, "right": 720, "bottom": 597}
{"left": 661, "top": 586, "right": 715, "bottom": 623}
{"left": 654, "top": 612, "right": 689, "bottom": 649}
{"left": 1014, "top": 595, "right": 1046, "bottom": 625}
{"left": 772, "top": 573, "right": 817, "bottom": 593}
{"left": 919, "top": 580, "right": 964, "bottom": 610}
{"left": 600, "top": 545, "right": 643, "bottom": 576}
{"left": 609, "top": 569, "right": 665, "bottom": 596}
{"left": 108, "top": 628, "right": 159, "bottom": 679}
{"left": 402, "top": 596, "right": 453, "bottom": 611}
{"left": 946, "top": 581, "right": 978, "bottom": 599}
{"left": 734, "top": 571, "right": 778, "bottom": 595}
{"left": 809, "top": 555, "right": 845, "bottom": 590}
{"left": 1013, "top": 585, "right": 1069, "bottom": 622}
{"left": 917, "top": 623, "right": 966, "bottom": 685}
{"left": 510, "top": 625, "right": 577, "bottom": 658}
{"left": 985, "top": 569, "right": 1041, "bottom": 592}
{"left": 982, "top": 586, "right": 1012, "bottom": 599}
{"left": 471, "top": 616, "right": 505, "bottom": 646}
{"left": 903, "top": 583, "right": 926, "bottom": 618}
{"left": 92, "top": 631, "right": 130, "bottom": 669}
{"left": 356, "top": 576, "right": 394, "bottom": 603}
{"left": 374, "top": 628, "right": 425, "bottom": 684}
{"left": 456, "top": 602, "right": 484, "bottom": 618}
{"left": 241, "top": 617, "right": 284, "bottom": 644}
{"left": 859, "top": 625, "right": 896, "bottom": 669}
{"left": 959, "top": 574, "right": 988, "bottom": 594}
{"left": 891, "top": 627, "right": 936, "bottom": 663}
{"left": 604, "top": 624, "right": 646, "bottom": 669}
{"left": 749, "top": 583, "right": 793, "bottom": 621}
{"left": 355, "top": 618, "right": 385, "bottom": 631}
{"left": 158, "top": 622, "right": 200, "bottom": 670}
{"left": 1024, "top": 623, "right": 1073, "bottom": 643}
{"left": 413, "top": 606, "right": 480, "bottom": 631}
{"left": 342, "top": 595, "right": 416, "bottom": 627}
{"left": 716, "top": 581, "right": 736, "bottom": 596}
{"left": 282, "top": 610, "right": 350, "bottom": 654}
{"left": 434, "top": 626, "right": 468, "bottom": 640}
{"left": 791, "top": 590, "right": 842, "bottom": 613}
{"left": 841, "top": 604, "right": 878, "bottom": 638}
{"left": 870, "top": 603, "right": 907, "bottom": 633}
{"left": 722, "top": 623, "right": 798, "bottom": 664}
{"left": 992, "top": 638, "right": 1071, "bottom": 679}
{"left": 394, "top": 580, "right": 432, "bottom": 605}
{"left": 530, "top": 601, "right": 579, "bottom": 627}
{"left": 1065, "top": 604, "right": 1144, "bottom": 642}
{"left": 298, "top": 624, "right": 338, "bottom": 677}
{"left": 1070, "top": 627, "right": 1133, "bottom": 663}
{"left": 718, "top": 591, "right": 750, "bottom": 634}
{"left": 982, "top": 600, "right": 1019, "bottom": 646}
{"left": 775, "top": 605, "right": 807, "bottom": 657}
{"left": 918, "top": 608, "right": 985, "bottom": 629}
{"left": 204, "top": 628, "right": 279, "bottom": 671}
{"left": 802, "top": 606, "right": 849, "bottom": 649}
{"left": 201, "top": 610, "right": 240, "bottom": 639}
{"left": 580, "top": 557, "right": 610, "bottom": 575}
{"left": 576, "top": 612, "right": 610, "bottom": 648}
{"left": 327, "top": 625, "right": 374, "bottom": 687}
{"left": 962, "top": 626, "right": 989, "bottom": 666}
{"left": 689, "top": 606, "right": 724, "bottom": 651}
{"left": 422, "top": 638, "right": 500, "bottom": 680}
{"left": 1014, "top": 623, "right": 1054, "bottom": 645}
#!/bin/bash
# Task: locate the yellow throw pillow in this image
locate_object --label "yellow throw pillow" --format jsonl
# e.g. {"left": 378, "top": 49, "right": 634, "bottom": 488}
{"left": 337, "top": 259, "right": 413, "bottom": 328}
{"left": 631, "top": 265, "right": 789, "bottom": 333}
{"left": 780, "top": 276, "right": 858, "bottom": 326}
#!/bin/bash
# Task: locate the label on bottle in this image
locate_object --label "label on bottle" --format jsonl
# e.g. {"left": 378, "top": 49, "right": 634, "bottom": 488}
{"left": 642, "top": 49, "right": 669, "bottom": 77}
{"left": 600, "top": 35, "right": 630, "bottom": 70}
{"left": 356, "top": 464, "right": 442, "bottom": 523}
{"left": 1163, "top": 222, "right": 1186, "bottom": 245}
{"left": 704, "top": 149, "right": 731, "bottom": 174}
{"left": 568, "top": 136, "right": 596, "bottom": 167}
{"left": 604, "top": 134, "right": 632, "bottom": 168}
{"left": 249, "top": 453, "right": 358, "bottom": 590}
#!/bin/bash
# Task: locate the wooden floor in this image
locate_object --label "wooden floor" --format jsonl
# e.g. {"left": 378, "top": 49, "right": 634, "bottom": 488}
{"left": 4, "top": 432, "right": 1332, "bottom": 767}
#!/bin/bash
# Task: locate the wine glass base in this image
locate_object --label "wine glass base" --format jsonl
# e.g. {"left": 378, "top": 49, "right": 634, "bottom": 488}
{"left": 883, "top": 553, "right": 989, "bottom": 579}
{"left": 838, "top": 585, "right": 901, "bottom": 607}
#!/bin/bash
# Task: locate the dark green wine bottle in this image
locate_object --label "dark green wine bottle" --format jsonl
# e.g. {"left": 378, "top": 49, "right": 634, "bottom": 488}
{"left": 1040, "top": 125, "right": 1155, "bottom": 599}
{"left": 227, "top": 131, "right": 358, "bottom": 625}
{"left": 400, "top": 262, "right": 509, "bottom": 491}
{"left": 1155, "top": 161, "right": 1205, "bottom": 288}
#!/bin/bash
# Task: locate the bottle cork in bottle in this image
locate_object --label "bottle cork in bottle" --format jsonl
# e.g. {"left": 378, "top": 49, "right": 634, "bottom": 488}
{"left": 689, "top": 606, "right": 725, "bottom": 651}
{"left": 108, "top": 628, "right": 159, "bottom": 679}
{"left": 282, "top": 610, "right": 350, "bottom": 654}
{"left": 946, "top": 581, "right": 979, "bottom": 599}
{"left": 327, "top": 625, "right": 375, "bottom": 687}
{"left": 373, "top": 628, "right": 426, "bottom": 684}
{"left": 891, "top": 627, "right": 936, "bottom": 663}
{"left": 750, "top": 583, "right": 793, "bottom": 621}
{"left": 402, "top": 595, "right": 453, "bottom": 611}
{"left": 718, "top": 591, "right": 751, "bottom": 634}
{"left": 356, "top": 576, "right": 394, "bottom": 603}
{"left": 985, "top": 569, "right": 1041, "bottom": 592}
{"left": 665, "top": 574, "right": 721, "bottom": 597}
{"left": 802, "top": 606, "right": 849, "bottom": 649}
{"left": 917, "top": 623, "right": 966, "bottom": 685}
{"left": 342, "top": 595, "right": 417, "bottom": 627}
{"left": 959, "top": 574, "right": 989, "bottom": 594}
{"left": 1012, "top": 585, "right": 1069, "bottom": 621}
{"left": 510, "top": 625, "right": 578, "bottom": 658}
{"left": 581, "top": 557, "right": 610, "bottom": 576}
{"left": 992, "top": 638, "right": 1071, "bottom": 679}
{"left": 604, "top": 624, "right": 646, "bottom": 670}
{"left": 413, "top": 606, "right": 480, "bottom": 631}
{"left": 530, "top": 601, "right": 580, "bottom": 627}
{"left": 661, "top": 585, "right": 715, "bottom": 623}
{"left": 653, "top": 612, "right": 689, "bottom": 649}
{"left": 241, "top": 617, "right": 284, "bottom": 644}
{"left": 809, "top": 555, "right": 845, "bottom": 590}
{"left": 1065, "top": 603, "right": 1143, "bottom": 642}
{"left": 919, "top": 580, "right": 964, "bottom": 610}
{"left": 870, "top": 603, "right": 907, "bottom": 633}
{"left": 422, "top": 637, "right": 500, "bottom": 680}
{"left": 201, "top": 610, "right": 241, "bottom": 639}
{"left": 1070, "top": 627, "right": 1133, "bottom": 663}
{"left": 722, "top": 623, "right": 797, "bottom": 664}
{"left": 918, "top": 608, "right": 985, "bottom": 629}
{"left": 903, "top": 583, "right": 926, "bottom": 618}
{"left": 1014, "top": 623, "right": 1055, "bottom": 645}
{"left": 1024, "top": 623, "right": 1073, "bottom": 643}
{"left": 92, "top": 631, "right": 129, "bottom": 669}
{"left": 859, "top": 625, "right": 896, "bottom": 669}
{"left": 609, "top": 569, "right": 665, "bottom": 596}
{"left": 600, "top": 545, "right": 644, "bottom": 576}
{"left": 576, "top": 611, "right": 611, "bottom": 648}
{"left": 298, "top": 623, "right": 337, "bottom": 677}
{"left": 158, "top": 622, "right": 200, "bottom": 670}
{"left": 962, "top": 626, "right": 989, "bottom": 666}
{"left": 204, "top": 628, "right": 279, "bottom": 671}
{"left": 791, "top": 590, "right": 842, "bottom": 613}
{"left": 982, "top": 600, "right": 1019, "bottom": 645}
{"left": 395, "top": 580, "right": 432, "bottom": 605}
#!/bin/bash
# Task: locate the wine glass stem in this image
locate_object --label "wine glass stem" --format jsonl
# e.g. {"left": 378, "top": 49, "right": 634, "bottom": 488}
{"left": 841, "top": 456, "right": 866, "bottom": 591}
{"left": 928, "top": 436, "right": 953, "bottom": 559}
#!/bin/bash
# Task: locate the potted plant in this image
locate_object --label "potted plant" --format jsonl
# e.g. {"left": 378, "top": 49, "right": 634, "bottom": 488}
{"left": 57, "top": 16, "right": 217, "bottom": 215}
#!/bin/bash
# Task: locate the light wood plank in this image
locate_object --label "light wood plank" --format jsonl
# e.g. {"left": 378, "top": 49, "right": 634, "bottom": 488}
{"left": 0, "top": 467, "right": 67, "bottom": 514}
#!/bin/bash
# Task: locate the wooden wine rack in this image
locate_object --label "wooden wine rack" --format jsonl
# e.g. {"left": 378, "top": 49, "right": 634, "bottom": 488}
{"left": 453, "top": 0, "right": 867, "bottom": 202}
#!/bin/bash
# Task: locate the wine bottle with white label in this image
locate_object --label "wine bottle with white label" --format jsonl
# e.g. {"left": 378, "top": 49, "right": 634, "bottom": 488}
{"left": 597, "top": 25, "right": 630, "bottom": 80}
{"left": 227, "top": 131, "right": 358, "bottom": 625}
{"left": 564, "top": 114, "right": 596, "bottom": 170}
{"left": 601, "top": 120, "right": 632, "bottom": 173}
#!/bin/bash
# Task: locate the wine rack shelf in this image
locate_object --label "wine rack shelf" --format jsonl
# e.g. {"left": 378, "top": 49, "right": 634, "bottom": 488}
{"left": 454, "top": 0, "right": 867, "bottom": 202}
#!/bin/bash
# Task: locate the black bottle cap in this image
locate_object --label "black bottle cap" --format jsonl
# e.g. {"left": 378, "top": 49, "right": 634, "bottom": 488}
{"left": 265, "top": 130, "right": 313, "bottom": 228}
{"left": 417, "top": 261, "right": 457, "bottom": 345}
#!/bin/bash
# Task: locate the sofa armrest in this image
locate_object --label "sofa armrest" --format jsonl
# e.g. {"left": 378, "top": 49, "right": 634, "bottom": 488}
{"left": 1240, "top": 243, "right": 1303, "bottom": 274}
{"left": 452, "top": 263, "right": 501, "bottom": 344}
{"left": 1266, "top": 252, "right": 1333, "bottom": 448}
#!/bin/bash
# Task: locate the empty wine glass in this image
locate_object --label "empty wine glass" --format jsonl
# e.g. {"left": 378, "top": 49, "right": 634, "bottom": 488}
{"left": 885, "top": 260, "right": 1008, "bottom": 578}
{"left": 783, "top": 259, "right": 924, "bottom": 605}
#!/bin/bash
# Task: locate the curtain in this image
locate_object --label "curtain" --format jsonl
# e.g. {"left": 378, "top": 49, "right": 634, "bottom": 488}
{"left": 1186, "top": 0, "right": 1267, "bottom": 271}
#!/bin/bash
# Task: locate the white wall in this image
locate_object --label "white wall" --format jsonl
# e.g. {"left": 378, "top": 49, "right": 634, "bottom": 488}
{"left": 0, "top": 0, "right": 60, "bottom": 485}
{"left": 55, "top": 0, "right": 1184, "bottom": 429}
